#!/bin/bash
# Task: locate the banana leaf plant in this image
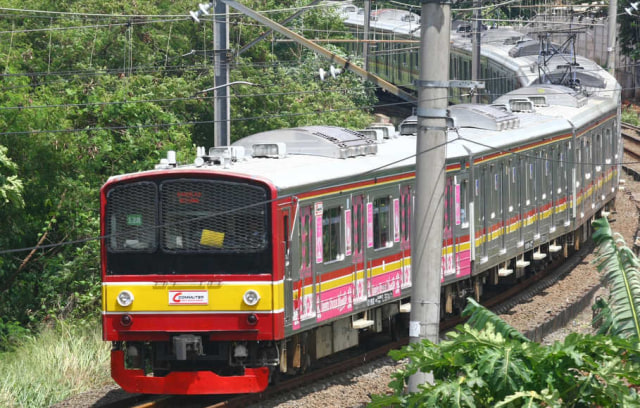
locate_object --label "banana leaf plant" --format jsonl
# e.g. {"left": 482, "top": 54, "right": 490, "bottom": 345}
{"left": 592, "top": 217, "right": 640, "bottom": 339}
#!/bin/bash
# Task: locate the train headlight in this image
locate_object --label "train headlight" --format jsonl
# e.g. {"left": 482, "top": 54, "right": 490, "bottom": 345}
{"left": 243, "top": 290, "right": 260, "bottom": 306}
{"left": 117, "top": 290, "right": 134, "bottom": 307}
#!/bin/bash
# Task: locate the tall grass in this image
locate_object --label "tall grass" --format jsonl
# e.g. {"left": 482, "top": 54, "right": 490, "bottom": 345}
{"left": 0, "top": 320, "right": 112, "bottom": 407}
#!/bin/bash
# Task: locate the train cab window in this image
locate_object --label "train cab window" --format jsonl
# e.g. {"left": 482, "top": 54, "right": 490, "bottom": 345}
{"left": 373, "top": 197, "right": 391, "bottom": 249}
{"left": 322, "top": 206, "right": 342, "bottom": 262}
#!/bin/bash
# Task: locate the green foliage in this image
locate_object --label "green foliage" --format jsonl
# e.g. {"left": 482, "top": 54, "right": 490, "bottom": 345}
{"left": 0, "top": 0, "right": 377, "bottom": 351}
{"left": 462, "top": 298, "right": 530, "bottom": 342}
{"left": 618, "top": 2, "right": 640, "bottom": 61}
{"left": 0, "top": 319, "right": 111, "bottom": 407}
{"left": 592, "top": 217, "right": 640, "bottom": 339}
{"left": 0, "top": 145, "right": 24, "bottom": 209}
{"left": 622, "top": 107, "right": 640, "bottom": 126}
{"left": 371, "top": 302, "right": 640, "bottom": 408}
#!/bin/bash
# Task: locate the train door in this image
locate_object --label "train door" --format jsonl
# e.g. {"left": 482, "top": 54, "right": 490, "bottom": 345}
{"left": 504, "top": 159, "right": 518, "bottom": 250}
{"left": 585, "top": 137, "right": 594, "bottom": 214}
{"left": 604, "top": 127, "right": 613, "bottom": 196}
{"left": 562, "top": 141, "right": 572, "bottom": 227}
{"left": 551, "top": 145, "right": 560, "bottom": 230}
{"left": 352, "top": 194, "right": 367, "bottom": 305}
{"left": 443, "top": 176, "right": 456, "bottom": 281}
{"left": 280, "top": 205, "right": 293, "bottom": 327}
{"left": 486, "top": 163, "right": 501, "bottom": 259}
{"left": 539, "top": 150, "right": 552, "bottom": 239}
{"left": 521, "top": 153, "right": 536, "bottom": 248}
{"left": 577, "top": 138, "right": 586, "bottom": 219}
{"left": 291, "top": 205, "right": 315, "bottom": 331}
{"left": 400, "top": 185, "right": 412, "bottom": 290}
{"left": 474, "top": 166, "right": 487, "bottom": 263}
{"left": 534, "top": 150, "right": 542, "bottom": 240}
{"left": 453, "top": 172, "right": 472, "bottom": 279}
{"left": 595, "top": 132, "right": 603, "bottom": 205}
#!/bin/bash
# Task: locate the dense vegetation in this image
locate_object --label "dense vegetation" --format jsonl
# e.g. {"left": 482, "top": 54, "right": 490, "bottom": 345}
{"left": 371, "top": 218, "right": 640, "bottom": 407}
{"left": 0, "top": 0, "right": 376, "bottom": 350}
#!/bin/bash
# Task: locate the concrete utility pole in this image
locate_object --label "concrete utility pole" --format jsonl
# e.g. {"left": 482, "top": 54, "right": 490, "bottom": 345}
{"left": 213, "top": 0, "right": 230, "bottom": 147}
{"left": 408, "top": 0, "right": 451, "bottom": 392}
{"left": 606, "top": 0, "right": 617, "bottom": 75}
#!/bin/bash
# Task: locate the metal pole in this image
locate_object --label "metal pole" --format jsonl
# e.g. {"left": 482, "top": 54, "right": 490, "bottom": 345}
{"left": 238, "top": 0, "right": 322, "bottom": 56}
{"left": 606, "top": 0, "right": 617, "bottom": 75}
{"left": 363, "top": 0, "right": 371, "bottom": 71}
{"left": 214, "top": 0, "right": 230, "bottom": 147}
{"left": 472, "top": 0, "right": 481, "bottom": 103}
{"left": 221, "top": 0, "right": 416, "bottom": 103}
{"left": 408, "top": 0, "right": 450, "bottom": 392}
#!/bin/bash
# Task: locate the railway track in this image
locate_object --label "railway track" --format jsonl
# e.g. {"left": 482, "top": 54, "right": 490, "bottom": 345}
{"left": 622, "top": 122, "right": 640, "bottom": 161}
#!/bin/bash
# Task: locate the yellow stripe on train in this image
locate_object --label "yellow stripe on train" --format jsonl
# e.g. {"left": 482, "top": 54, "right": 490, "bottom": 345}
{"left": 102, "top": 281, "right": 284, "bottom": 312}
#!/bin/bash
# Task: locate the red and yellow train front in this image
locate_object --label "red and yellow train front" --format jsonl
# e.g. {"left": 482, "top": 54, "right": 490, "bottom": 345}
{"left": 101, "top": 173, "right": 282, "bottom": 394}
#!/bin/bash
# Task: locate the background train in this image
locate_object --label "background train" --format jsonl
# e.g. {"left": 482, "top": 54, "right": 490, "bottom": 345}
{"left": 100, "top": 4, "right": 622, "bottom": 396}
{"left": 338, "top": 2, "right": 608, "bottom": 104}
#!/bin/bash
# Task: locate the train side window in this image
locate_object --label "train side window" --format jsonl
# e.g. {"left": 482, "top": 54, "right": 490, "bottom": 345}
{"left": 605, "top": 128, "right": 612, "bottom": 164}
{"left": 505, "top": 161, "right": 511, "bottom": 211}
{"left": 353, "top": 201, "right": 363, "bottom": 256}
{"left": 541, "top": 151, "right": 549, "bottom": 199}
{"left": 583, "top": 139, "right": 591, "bottom": 179}
{"left": 322, "top": 207, "right": 342, "bottom": 262}
{"left": 401, "top": 187, "right": 412, "bottom": 241}
{"left": 595, "top": 133, "right": 602, "bottom": 170}
{"left": 444, "top": 178, "right": 454, "bottom": 239}
{"left": 458, "top": 179, "right": 468, "bottom": 227}
{"left": 373, "top": 197, "right": 391, "bottom": 249}
{"left": 509, "top": 161, "right": 516, "bottom": 211}
{"left": 322, "top": 206, "right": 342, "bottom": 262}
{"left": 299, "top": 206, "right": 312, "bottom": 276}
{"left": 526, "top": 158, "right": 533, "bottom": 205}
{"left": 612, "top": 124, "right": 618, "bottom": 159}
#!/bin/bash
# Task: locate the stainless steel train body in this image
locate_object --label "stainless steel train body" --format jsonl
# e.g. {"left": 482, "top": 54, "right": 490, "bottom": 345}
{"left": 338, "top": 2, "right": 605, "bottom": 103}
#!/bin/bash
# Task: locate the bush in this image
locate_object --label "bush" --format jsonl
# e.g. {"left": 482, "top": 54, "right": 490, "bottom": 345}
{"left": 0, "top": 319, "right": 111, "bottom": 408}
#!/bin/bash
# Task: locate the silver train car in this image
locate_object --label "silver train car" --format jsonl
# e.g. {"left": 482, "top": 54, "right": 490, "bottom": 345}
{"left": 338, "top": 2, "right": 607, "bottom": 104}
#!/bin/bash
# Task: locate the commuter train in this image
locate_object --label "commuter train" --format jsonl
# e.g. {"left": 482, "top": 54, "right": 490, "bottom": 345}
{"left": 100, "top": 5, "right": 622, "bottom": 397}
{"left": 339, "top": 2, "right": 602, "bottom": 103}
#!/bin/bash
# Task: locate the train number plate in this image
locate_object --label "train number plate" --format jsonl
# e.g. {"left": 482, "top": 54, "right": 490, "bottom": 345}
{"left": 169, "top": 290, "right": 209, "bottom": 305}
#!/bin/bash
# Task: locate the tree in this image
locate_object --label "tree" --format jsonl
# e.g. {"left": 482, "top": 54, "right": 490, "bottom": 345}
{"left": 0, "top": 0, "right": 377, "bottom": 348}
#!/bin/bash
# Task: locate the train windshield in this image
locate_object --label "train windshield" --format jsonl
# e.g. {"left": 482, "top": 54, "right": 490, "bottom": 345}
{"left": 104, "top": 178, "right": 271, "bottom": 275}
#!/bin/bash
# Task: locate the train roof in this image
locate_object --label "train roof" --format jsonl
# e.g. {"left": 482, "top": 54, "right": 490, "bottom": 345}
{"left": 336, "top": 1, "right": 620, "bottom": 91}
{"left": 108, "top": 82, "right": 618, "bottom": 197}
